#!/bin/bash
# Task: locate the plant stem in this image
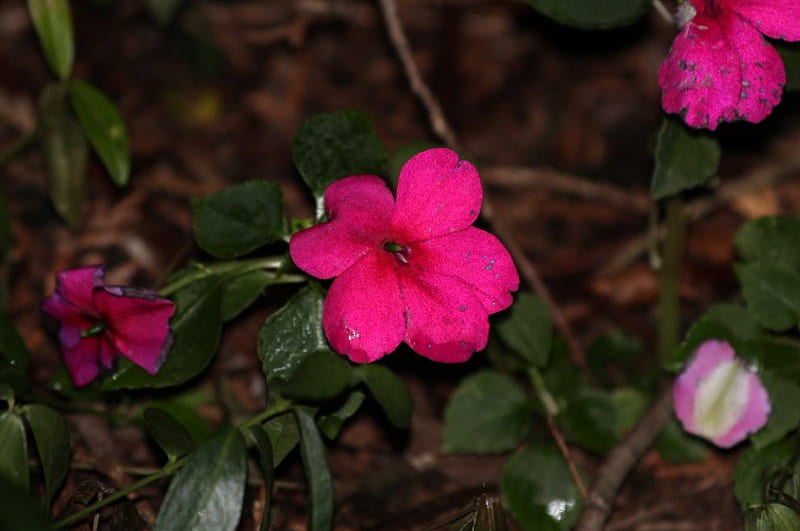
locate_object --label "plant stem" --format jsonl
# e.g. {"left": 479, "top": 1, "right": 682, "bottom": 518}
{"left": 0, "top": 128, "right": 37, "bottom": 169}
{"left": 657, "top": 197, "right": 687, "bottom": 361}
{"left": 652, "top": 0, "right": 675, "bottom": 25}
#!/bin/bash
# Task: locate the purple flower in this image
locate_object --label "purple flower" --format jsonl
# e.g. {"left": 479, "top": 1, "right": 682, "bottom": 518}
{"left": 42, "top": 265, "right": 176, "bottom": 386}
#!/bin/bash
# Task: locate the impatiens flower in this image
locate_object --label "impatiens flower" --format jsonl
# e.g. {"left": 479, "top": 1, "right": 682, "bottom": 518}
{"left": 289, "top": 148, "right": 520, "bottom": 363}
{"left": 41, "top": 265, "right": 176, "bottom": 386}
{"left": 673, "top": 339, "right": 770, "bottom": 448}
{"left": 659, "top": 0, "right": 800, "bottom": 130}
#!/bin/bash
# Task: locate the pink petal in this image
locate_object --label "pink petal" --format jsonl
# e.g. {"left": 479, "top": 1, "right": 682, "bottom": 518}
{"left": 61, "top": 336, "right": 105, "bottom": 387}
{"left": 411, "top": 227, "right": 519, "bottom": 314}
{"left": 322, "top": 252, "right": 405, "bottom": 363}
{"left": 725, "top": 0, "right": 800, "bottom": 40}
{"left": 53, "top": 265, "right": 105, "bottom": 313}
{"left": 290, "top": 176, "right": 394, "bottom": 279}
{"left": 673, "top": 339, "right": 735, "bottom": 434}
{"left": 391, "top": 148, "right": 482, "bottom": 243}
{"left": 399, "top": 267, "right": 488, "bottom": 363}
{"left": 41, "top": 292, "right": 95, "bottom": 329}
{"left": 94, "top": 287, "right": 176, "bottom": 375}
{"left": 712, "top": 371, "right": 770, "bottom": 448}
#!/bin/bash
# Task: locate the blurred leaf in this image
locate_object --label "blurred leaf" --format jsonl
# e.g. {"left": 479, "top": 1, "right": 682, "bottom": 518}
{"left": 292, "top": 110, "right": 386, "bottom": 199}
{"left": 0, "top": 313, "right": 30, "bottom": 394}
{"left": 542, "top": 339, "right": 583, "bottom": 403}
{"left": 192, "top": 181, "right": 286, "bottom": 259}
{"left": 736, "top": 216, "right": 800, "bottom": 270}
{"left": 754, "top": 338, "right": 800, "bottom": 379}
{"left": 750, "top": 372, "right": 800, "bottom": 450}
{"left": 21, "top": 404, "right": 69, "bottom": 508}
{"left": 651, "top": 117, "right": 720, "bottom": 200}
{"left": 497, "top": 293, "right": 552, "bottom": 368}
{"left": 0, "top": 189, "right": 12, "bottom": 261}
{"left": 0, "top": 383, "right": 14, "bottom": 405}
{"left": 38, "top": 83, "right": 88, "bottom": 230}
{"left": 155, "top": 425, "right": 247, "bottom": 531}
{"left": 611, "top": 387, "right": 648, "bottom": 434}
{"left": 143, "top": 407, "right": 194, "bottom": 463}
{"left": 280, "top": 350, "right": 352, "bottom": 402}
{"left": 0, "top": 474, "right": 54, "bottom": 530}
{"left": 558, "top": 388, "right": 618, "bottom": 455}
{"left": 248, "top": 425, "right": 274, "bottom": 531}
{"left": 387, "top": 142, "right": 438, "bottom": 190}
{"left": 443, "top": 371, "right": 530, "bottom": 454}
{"left": 317, "top": 390, "right": 365, "bottom": 440}
{"left": 656, "top": 419, "right": 708, "bottom": 464}
{"left": 735, "top": 439, "right": 796, "bottom": 505}
{"left": 355, "top": 364, "right": 413, "bottom": 429}
{"left": 27, "top": 0, "right": 74, "bottom": 80}
{"left": 141, "top": 0, "right": 183, "bottom": 25}
{"left": 587, "top": 330, "right": 644, "bottom": 386}
{"left": 295, "top": 408, "right": 334, "bottom": 531}
{"left": 776, "top": 42, "right": 800, "bottom": 92}
{"left": 502, "top": 447, "right": 580, "bottom": 531}
{"left": 220, "top": 269, "right": 273, "bottom": 321}
{"left": 525, "top": 0, "right": 649, "bottom": 29}
{"left": 68, "top": 80, "right": 130, "bottom": 186}
{"left": 0, "top": 412, "right": 28, "bottom": 491}
{"left": 745, "top": 503, "right": 800, "bottom": 531}
{"left": 263, "top": 411, "right": 299, "bottom": 467}
{"left": 735, "top": 263, "right": 800, "bottom": 332}
{"left": 258, "top": 283, "right": 327, "bottom": 382}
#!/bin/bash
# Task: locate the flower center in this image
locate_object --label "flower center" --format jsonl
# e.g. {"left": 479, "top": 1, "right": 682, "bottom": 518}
{"left": 383, "top": 241, "right": 410, "bottom": 265}
{"left": 81, "top": 322, "right": 107, "bottom": 338}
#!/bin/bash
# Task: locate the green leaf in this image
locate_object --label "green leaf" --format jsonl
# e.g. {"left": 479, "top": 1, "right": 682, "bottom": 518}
{"left": 143, "top": 407, "right": 194, "bottom": 463}
{"left": 21, "top": 404, "right": 69, "bottom": 508}
{"left": 650, "top": 117, "right": 721, "bottom": 200}
{"left": 497, "top": 292, "right": 552, "bottom": 367}
{"left": 735, "top": 439, "right": 796, "bottom": 505}
{"left": 317, "top": 390, "right": 366, "bottom": 440}
{"left": 558, "top": 388, "right": 619, "bottom": 455}
{"left": 735, "top": 263, "right": 800, "bottom": 331}
{"left": 142, "top": 391, "right": 214, "bottom": 445}
{"left": 525, "top": 0, "right": 649, "bottom": 29}
{"left": 502, "top": 447, "right": 580, "bottom": 531}
{"left": 247, "top": 425, "right": 274, "bottom": 531}
{"left": 611, "top": 387, "right": 648, "bottom": 434}
{"left": 745, "top": 504, "right": 800, "bottom": 531}
{"left": 280, "top": 350, "right": 352, "bottom": 402}
{"left": 38, "top": 83, "right": 88, "bottom": 230}
{"left": 0, "top": 383, "right": 13, "bottom": 405}
{"left": 355, "top": 364, "right": 412, "bottom": 429}
{"left": 656, "top": 419, "right": 708, "bottom": 464}
{"left": 0, "top": 412, "right": 28, "bottom": 491}
{"left": 27, "top": 0, "right": 74, "bottom": 80}
{"left": 155, "top": 425, "right": 247, "bottom": 531}
{"left": 442, "top": 371, "right": 530, "bottom": 454}
{"left": 750, "top": 372, "right": 800, "bottom": 450}
{"left": 262, "top": 411, "right": 299, "bottom": 467}
{"left": 0, "top": 474, "right": 55, "bottom": 530}
{"left": 0, "top": 313, "right": 30, "bottom": 394}
{"left": 192, "top": 181, "right": 286, "bottom": 259}
{"left": 102, "top": 275, "right": 223, "bottom": 389}
{"left": 68, "top": 80, "right": 131, "bottom": 186}
{"left": 292, "top": 110, "right": 386, "bottom": 199}
{"left": 295, "top": 408, "right": 334, "bottom": 531}
{"left": 141, "top": 0, "right": 183, "bottom": 25}
{"left": 258, "top": 283, "right": 327, "bottom": 382}
{"left": 735, "top": 216, "right": 800, "bottom": 270}
{"left": 220, "top": 269, "right": 273, "bottom": 321}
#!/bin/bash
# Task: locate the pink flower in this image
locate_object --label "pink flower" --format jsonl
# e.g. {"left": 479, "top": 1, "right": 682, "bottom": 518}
{"left": 289, "top": 148, "right": 520, "bottom": 363}
{"left": 659, "top": 0, "right": 800, "bottom": 130}
{"left": 42, "top": 265, "right": 176, "bottom": 386}
{"left": 673, "top": 339, "right": 770, "bottom": 448}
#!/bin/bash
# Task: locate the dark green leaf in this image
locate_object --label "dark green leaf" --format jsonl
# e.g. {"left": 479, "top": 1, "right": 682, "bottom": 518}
{"left": 192, "top": 181, "right": 286, "bottom": 259}
{"left": 262, "top": 411, "right": 299, "bottom": 467}
{"left": 735, "top": 263, "right": 800, "bottom": 331}
{"left": 502, "top": 447, "right": 580, "bottom": 531}
{"left": 0, "top": 313, "right": 30, "bottom": 394}
{"left": 221, "top": 269, "right": 273, "bottom": 321}
{"left": 0, "top": 383, "right": 13, "bottom": 405}
{"left": 27, "top": 0, "right": 74, "bottom": 80}
{"left": 750, "top": 372, "right": 800, "bottom": 450}
{"left": 735, "top": 439, "right": 796, "bottom": 505}
{"left": 611, "top": 387, "right": 648, "bottom": 434}
{"left": 776, "top": 42, "right": 800, "bottom": 92}
{"left": 745, "top": 503, "right": 800, "bottom": 531}
{"left": 38, "top": 83, "right": 88, "bottom": 230}
{"left": 295, "top": 408, "right": 334, "bottom": 531}
{"left": 656, "top": 419, "right": 708, "bottom": 464}
{"left": 155, "top": 425, "right": 247, "bottom": 531}
{"left": 258, "top": 283, "right": 327, "bottom": 382}
{"left": 651, "top": 117, "right": 721, "bottom": 200}
{"left": 525, "top": 0, "right": 649, "bottom": 29}
{"left": 0, "top": 412, "right": 28, "bottom": 491}
{"left": 141, "top": 0, "right": 183, "bottom": 25}
{"left": 355, "top": 364, "right": 412, "bottom": 429}
{"left": 21, "top": 404, "right": 69, "bottom": 508}
{"left": 68, "top": 80, "right": 130, "bottom": 186}
{"left": 0, "top": 188, "right": 12, "bottom": 263}
{"left": 443, "top": 371, "right": 530, "bottom": 454}
{"left": 497, "top": 292, "right": 552, "bottom": 367}
{"left": 142, "top": 391, "right": 214, "bottom": 445}
{"left": 317, "top": 390, "right": 366, "bottom": 440}
{"left": 247, "top": 425, "right": 274, "bottom": 531}
{"left": 558, "top": 388, "right": 618, "bottom": 455}
{"left": 280, "top": 350, "right": 352, "bottom": 402}
{"left": 143, "top": 407, "right": 194, "bottom": 463}
{"left": 0, "top": 474, "right": 54, "bottom": 530}
{"left": 735, "top": 216, "right": 800, "bottom": 270}
{"left": 292, "top": 110, "right": 386, "bottom": 199}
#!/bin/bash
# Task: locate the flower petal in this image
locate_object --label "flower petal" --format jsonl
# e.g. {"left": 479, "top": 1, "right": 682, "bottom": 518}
{"left": 399, "top": 267, "right": 489, "bottom": 363}
{"left": 53, "top": 265, "right": 105, "bottom": 313}
{"left": 94, "top": 287, "right": 176, "bottom": 375}
{"left": 41, "top": 292, "right": 95, "bottom": 329}
{"left": 411, "top": 227, "right": 519, "bottom": 314}
{"left": 61, "top": 335, "right": 104, "bottom": 387}
{"left": 391, "top": 148, "right": 482, "bottom": 243}
{"left": 712, "top": 370, "right": 770, "bottom": 447}
{"left": 725, "top": 0, "right": 800, "bottom": 40}
{"left": 322, "top": 252, "right": 405, "bottom": 363}
{"left": 290, "top": 175, "right": 394, "bottom": 279}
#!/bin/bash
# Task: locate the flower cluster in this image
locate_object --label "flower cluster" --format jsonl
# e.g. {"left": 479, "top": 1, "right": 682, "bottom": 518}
{"left": 290, "top": 148, "right": 519, "bottom": 364}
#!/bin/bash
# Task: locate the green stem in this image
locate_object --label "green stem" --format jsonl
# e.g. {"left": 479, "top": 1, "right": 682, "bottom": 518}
{"left": 529, "top": 367, "right": 559, "bottom": 417}
{"left": 0, "top": 128, "right": 37, "bottom": 169}
{"left": 657, "top": 197, "right": 687, "bottom": 361}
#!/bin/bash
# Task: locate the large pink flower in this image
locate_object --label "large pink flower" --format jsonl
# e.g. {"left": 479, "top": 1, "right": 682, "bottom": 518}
{"left": 289, "top": 148, "right": 520, "bottom": 363}
{"left": 659, "top": 0, "right": 800, "bottom": 130}
{"left": 42, "top": 265, "right": 176, "bottom": 386}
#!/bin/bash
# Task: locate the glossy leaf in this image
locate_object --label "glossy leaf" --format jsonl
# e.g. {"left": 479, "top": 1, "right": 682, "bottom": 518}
{"left": 155, "top": 425, "right": 247, "bottom": 531}
{"left": 248, "top": 425, "right": 274, "bottom": 531}
{"left": 27, "top": 0, "right": 74, "bottom": 80}
{"left": 558, "top": 388, "right": 618, "bottom": 455}
{"left": 292, "top": 110, "right": 386, "bottom": 199}
{"left": 525, "top": 0, "right": 650, "bottom": 30}
{"left": 651, "top": 117, "right": 720, "bottom": 200}
{"left": 38, "top": 83, "right": 88, "bottom": 230}
{"left": 68, "top": 80, "right": 130, "bottom": 186}
{"left": 735, "top": 216, "right": 800, "bottom": 270}
{"left": 735, "top": 440, "right": 796, "bottom": 505}
{"left": 280, "top": 350, "right": 352, "bottom": 402}
{"left": 143, "top": 407, "right": 194, "bottom": 463}
{"left": 750, "top": 372, "right": 800, "bottom": 450}
{"left": 656, "top": 419, "right": 708, "bottom": 464}
{"left": 142, "top": 391, "right": 214, "bottom": 445}
{"left": 355, "top": 364, "right": 412, "bottom": 429}
{"left": 745, "top": 504, "right": 800, "bottom": 531}
{"left": 0, "top": 383, "right": 13, "bottom": 405}
{"left": 258, "top": 283, "right": 327, "bottom": 382}
{"left": 443, "top": 371, "right": 530, "bottom": 454}
{"left": 295, "top": 408, "right": 334, "bottom": 531}
{"left": 263, "top": 411, "right": 299, "bottom": 467}
{"left": 502, "top": 447, "right": 580, "bottom": 531}
{"left": 0, "top": 412, "right": 28, "bottom": 491}
{"left": 735, "top": 263, "right": 800, "bottom": 331}
{"left": 0, "top": 474, "right": 55, "bottom": 530}
{"left": 0, "top": 313, "right": 30, "bottom": 394}
{"left": 498, "top": 292, "right": 552, "bottom": 367}
{"left": 221, "top": 269, "right": 273, "bottom": 321}
{"left": 22, "top": 404, "right": 69, "bottom": 508}
{"left": 192, "top": 181, "right": 286, "bottom": 259}
{"left": 317, "top": 390, "right": 366, "bottom": 440}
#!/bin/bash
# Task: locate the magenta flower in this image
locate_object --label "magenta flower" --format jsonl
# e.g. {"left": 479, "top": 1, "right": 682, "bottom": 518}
{"left": 42, "top": 265, "right": 176, "bottom": 386}
{"left": 289, "top": 148, "right": 520, "bottom": 363}
{"left": 659, "top": 0, "right": 800, "bottom": 130}
{"left": 673, "top": 339, "right": 770, "bottom": 448}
